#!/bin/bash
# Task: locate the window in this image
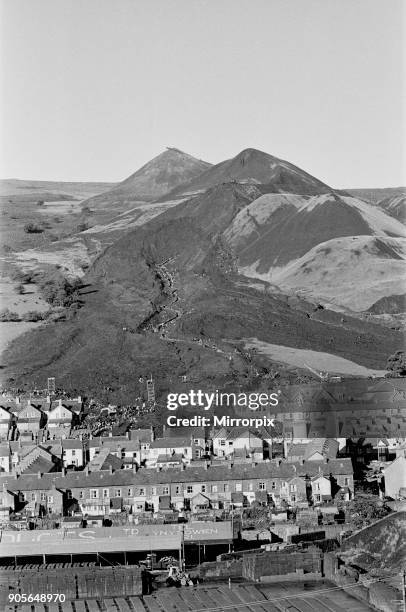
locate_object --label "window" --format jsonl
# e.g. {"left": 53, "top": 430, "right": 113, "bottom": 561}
{"left": 151, "top": 487, "right": 157, "bottom": 495}
{"left": 139, "top": 488, "right": 145, "bottom": 496}
{"left": 219, "top": 440, "right": 225, "bottom": 446}
{"left": 224, "top": 484, "right": 229, "bottom": 492}
{"left": 290, "top": 484, "right": 296, "bottom": 492}
{"left": 236, "top": 483, "right": 242, "bottom": 492}
{"left": 344, "top": 477, "right": 349, "bottom": 486}
{"left": 228, "top": 441, "right": 233, "bottom": 446}
{"left": 47, "top": 495, "right": 53, "bottom": 503}
{"left": 201, "top": 485, "right": 206, "bottom": 493}
{"left": 31, "top": 493, "right": 36, "bottom": 501}
{"left": 79, "top": 490, "right": 84, "bottom": 499}
{"left": 259, "top": 482, "right": 265, "bottom": 491}
{"left": 271, "top": 482, "right": 276, "bottom": 490}
{"left": 127, "top": 488, "right": 133, "bottom": 497}
{"left": 67, "top": 490, "right": 72, "bottom": 500}
{"left": 163, "top": 486, "right": 169, "bottom": 495}
{"left": 72, "top": 450, "right": 76, "bottom": 456}
{"left": 315, "top": 483, "right": 320, "bottom": 491}
{"left": 187, "top": 485, "right": 193, "bottom": 494}
{"left": 175, "top": 485, "right": 181, "bottom": 495}
{"left": 90, "top": 489, "right": 98, "bottom": 499}
{"left": 103, "top": 489, "right": 109, "bottom": 498}
{"left": 115, "top": 489, "right": 121, "bottom": 497}
{"left": 41, "top": 493, "right": 46, "bottom": 502}
{"left": 315, "top": 494, "right": 321, "bottom": 502}
{"left": 211, "top": 485, "right": 217, "bottom": 493}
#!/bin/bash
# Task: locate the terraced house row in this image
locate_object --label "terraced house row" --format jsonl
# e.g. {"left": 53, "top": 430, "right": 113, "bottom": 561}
{"left": 0, "top": 458, "right": 354, "bottom": 519}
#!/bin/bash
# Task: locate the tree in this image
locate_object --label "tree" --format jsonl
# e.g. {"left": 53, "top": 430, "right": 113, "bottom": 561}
{"left": 38, "top": 273, "right": 83, "bottom": 307}
{"left": 345, "top": 494, "right": 390, "bottom": 529}
{"left": 76, "top": 222, "right": 89, "bottom": 232}
{"left": 22, "top": 311, "right": 46, "bottom": 322}
{"left": 12, "top": 270, "right": 34, "bottom": 283}
{"left": 386, "top": 351, "right": 406, "bottom": 376}
{"left": 0, "top": 309, "right": 20, "bottom": 322}
{"left": 24, "top": 222, "right": 43, "bottom": 234}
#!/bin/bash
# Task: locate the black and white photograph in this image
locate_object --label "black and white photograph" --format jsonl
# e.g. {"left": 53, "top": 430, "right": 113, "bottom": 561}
{"left": 0, "top": 1, "right": 405, "bottom": 611}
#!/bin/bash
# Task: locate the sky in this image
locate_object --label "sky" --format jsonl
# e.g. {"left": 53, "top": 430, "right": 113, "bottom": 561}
{"left": 0, "top": 0, "right": 404, "bottom": 187}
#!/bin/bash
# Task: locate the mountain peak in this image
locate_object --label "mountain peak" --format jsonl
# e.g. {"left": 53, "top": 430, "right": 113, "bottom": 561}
{"left": 83, "top": 149, "right": 212, "bottom": 204}
{"left": 166, "top": 147, "right": 332, "bottom": 198}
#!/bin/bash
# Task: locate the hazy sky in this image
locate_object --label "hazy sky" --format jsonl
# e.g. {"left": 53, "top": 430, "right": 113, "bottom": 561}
{"left": 0, "top": 0, "right": 404, "bottom": 187}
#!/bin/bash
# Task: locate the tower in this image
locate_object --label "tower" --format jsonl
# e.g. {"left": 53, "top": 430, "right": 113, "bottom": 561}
{"left": 47, "top": 377, "right": 56, "bottom": 395}
{"left": 146, "top": 375, "right": 155, "bottom": 404}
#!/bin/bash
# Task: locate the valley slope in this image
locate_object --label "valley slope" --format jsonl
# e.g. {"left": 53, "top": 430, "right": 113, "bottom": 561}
{"left": 2, "top": 148, "right": 404, "bottom": 400}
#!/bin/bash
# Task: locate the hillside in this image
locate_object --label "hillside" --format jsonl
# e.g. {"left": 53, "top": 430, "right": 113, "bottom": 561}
{"left": 254, "top": 236, "right": 406, "bottom": 311}
{"left": 83, "top": 148, "right": 211, "bottom": 206}
{"left": 0, "top": 179, "right": 117, "bottom": 201}
{"left": 2, "top": 147, "right": 405, "bottom": 398}
{"left": 2, "top": 182, "right": 403, "bottom": 399}
{"left": 344, "top": 186, "right": 406, "bottom": 204}
{"left": 221, "top": 191, "right": 405, "bottom": 310}
{"left": 341, "top": 512, "right": 406, "bottom": 571}
{"left": 164, "top": 148, "right": 332, "bottom": 199}
{"left": 376, "top": 193, "right": 405, "bottom": 223}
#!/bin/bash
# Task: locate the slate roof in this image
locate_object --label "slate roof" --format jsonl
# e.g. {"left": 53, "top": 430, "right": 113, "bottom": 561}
{"left": 20, "top": 456, "right": 56, "bottom": 475}
{"left": 0, "top": 458, "right": 353, "bottom": 492}
{"left": 61, "top": 439, "right": 83, "bottom": 450}
{"left": 150, "top": 437, "right": 192, "bottom": 449}
{"left": 156, "top": 453, "right": 183, "bottom": 463}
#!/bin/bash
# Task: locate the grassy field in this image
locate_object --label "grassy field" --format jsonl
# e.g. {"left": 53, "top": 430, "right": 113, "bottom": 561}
{"left": 244, "top": 338, "right": 388, "bottom": 377}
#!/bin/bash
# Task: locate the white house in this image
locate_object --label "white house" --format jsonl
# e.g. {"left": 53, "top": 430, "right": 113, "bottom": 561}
{"left": 146, "top": 436, "right": 196, "bottom": 467}
{"left": 16, "top": 402, "right": 43, "bottom": 435}
{"left": 0, "top": 406, "right": 12, "bottom": 440}
{"left": 311, "top": 475, "right": 331, "bottom": 504}
{"left": 0, "top": 444, "right": 11, "bottom": 473}
{"left": 212, "top": 428, "right": 266, "bottom": 459}
{"left": 61, "top": 439, "right": 84, "bottom": 468}
{"left": 47, "top": 400, "right": 74, "bottom": 431}
{"left": 384, "top": 456, "right": 406, "bottom": 499}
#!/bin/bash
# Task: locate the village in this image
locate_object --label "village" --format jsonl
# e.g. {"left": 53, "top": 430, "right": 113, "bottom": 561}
{"left": 0, "top": 377, "right": 404, "bottom": 525}
{"left": 0, "top": 377, "right": 405, "bottom": 612}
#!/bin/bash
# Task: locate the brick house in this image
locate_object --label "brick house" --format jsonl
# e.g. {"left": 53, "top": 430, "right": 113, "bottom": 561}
{"left": 0, "top": 457, "right": 354, "bottom": 518}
